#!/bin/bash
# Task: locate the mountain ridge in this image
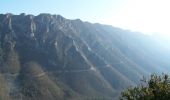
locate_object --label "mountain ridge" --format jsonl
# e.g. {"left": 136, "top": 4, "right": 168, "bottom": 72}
{"left": 0, "top": 13, "right": 170, "bottom": 100}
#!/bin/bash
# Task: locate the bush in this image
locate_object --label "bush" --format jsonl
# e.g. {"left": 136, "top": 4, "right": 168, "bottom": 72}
{"left": 120, "top": 74, "right": 170, "bottom": 100}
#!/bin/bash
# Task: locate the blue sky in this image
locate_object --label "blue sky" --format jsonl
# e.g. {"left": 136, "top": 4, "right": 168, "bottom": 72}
{"left": 1, "top": 0, "right": 170, "bottom": 36}
{"left": 1, "top": 0, "right": 125, "bottom": 20}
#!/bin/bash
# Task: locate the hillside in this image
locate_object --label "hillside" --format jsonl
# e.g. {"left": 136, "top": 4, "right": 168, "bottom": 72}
{"left": 0, "top": 13, "right": 170, "bottom": 100}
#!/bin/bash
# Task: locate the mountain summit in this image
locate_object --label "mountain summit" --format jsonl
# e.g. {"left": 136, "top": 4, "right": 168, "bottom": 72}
{"left": 0, "top": 13, "right": 170, "bottom": 100}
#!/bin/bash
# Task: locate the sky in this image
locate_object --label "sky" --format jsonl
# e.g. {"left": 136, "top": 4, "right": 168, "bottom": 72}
{"left": 1, "top": 0, "right": 170, "bottom": 36}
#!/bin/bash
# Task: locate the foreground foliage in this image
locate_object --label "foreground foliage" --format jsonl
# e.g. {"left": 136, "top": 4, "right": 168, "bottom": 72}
{"left": 121, "top": 74, "right": 170, "bottom": 100}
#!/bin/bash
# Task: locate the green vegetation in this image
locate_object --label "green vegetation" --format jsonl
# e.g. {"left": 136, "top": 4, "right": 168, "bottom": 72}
{"left": 121, "top": 74, "right": 170, "bottom": 100}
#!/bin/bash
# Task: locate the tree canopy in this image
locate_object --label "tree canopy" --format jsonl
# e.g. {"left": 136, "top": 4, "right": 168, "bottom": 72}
{"left": 121, "top": 74, "right": 170, "bottom": 100}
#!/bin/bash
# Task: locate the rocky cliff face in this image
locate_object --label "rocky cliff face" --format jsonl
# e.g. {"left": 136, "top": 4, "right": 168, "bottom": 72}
{"left": 0, "top": 13, "right": 170, "bottom": 100}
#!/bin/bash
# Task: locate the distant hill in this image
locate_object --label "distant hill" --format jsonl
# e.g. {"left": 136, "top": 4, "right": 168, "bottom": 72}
{"left": 0, "top": 13, "right": 170, "bottom": 100}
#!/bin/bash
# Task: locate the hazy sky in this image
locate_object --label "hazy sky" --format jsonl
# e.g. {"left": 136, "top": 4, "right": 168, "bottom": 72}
{"left": 1, "top": 0, "right": 170, "bottom": 36}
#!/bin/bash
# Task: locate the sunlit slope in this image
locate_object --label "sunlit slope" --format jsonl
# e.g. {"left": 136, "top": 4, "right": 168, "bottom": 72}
{"left": 0, "top": 13, "right": 170, "bottom": 100}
